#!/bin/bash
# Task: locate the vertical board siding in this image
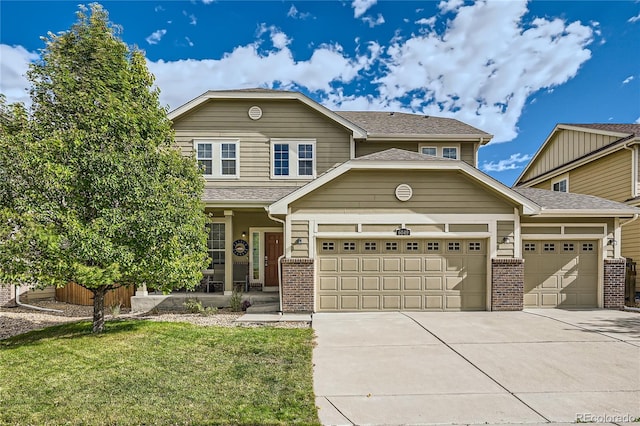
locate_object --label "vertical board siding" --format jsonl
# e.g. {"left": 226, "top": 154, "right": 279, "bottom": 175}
{"left": 56, "top": 283, "right": 134, "bottom": 308}
{"left": 522, "top": 129, "right": 620, "bottom": 181}
{"left": 291, "top": 221, "right": 309, "bottom": 258}
{"left": 622, "top": 219, "right": 640, "bottom": 263}
{"left": 173, "top": 99, "right": 352, "bottom": 186}
{"left": 292, "top": 170, "right": 515, "bottom": 214}
{"left": 20, "top": 286, "right": 55, "bottom": 302}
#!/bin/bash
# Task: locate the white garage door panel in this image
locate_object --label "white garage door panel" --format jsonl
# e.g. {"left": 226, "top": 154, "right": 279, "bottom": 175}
{"left": 523, "top": 240, "right": 598, "bottom": 309}
{"left": 317, "top": 239, "right": 486, "bottom": 311}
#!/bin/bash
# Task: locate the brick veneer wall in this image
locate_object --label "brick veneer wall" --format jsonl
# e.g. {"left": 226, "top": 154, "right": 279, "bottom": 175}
{"left": 604, "top": 258, "right": 625, "bottom": 309}
{"left": 281, "top": 258, "right": 314, "bottom": 313}
{"left": 0, "top": 284, "right": 16, "bottom": 307}
{"left": 491, "top": 258, "right": 524, "bottom": 311}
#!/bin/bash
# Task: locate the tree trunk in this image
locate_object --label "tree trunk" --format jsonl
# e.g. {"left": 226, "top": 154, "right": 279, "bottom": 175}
{"left": 92, "top": 287, "right": 107, "bottom": 333}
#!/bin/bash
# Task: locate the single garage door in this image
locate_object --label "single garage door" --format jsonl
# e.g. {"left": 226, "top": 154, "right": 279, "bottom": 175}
{"left": 523, "top": 240, "right": 598, "bottom": 308}
{"left": 317, "top": 239, "right": 486, "bottom": 311}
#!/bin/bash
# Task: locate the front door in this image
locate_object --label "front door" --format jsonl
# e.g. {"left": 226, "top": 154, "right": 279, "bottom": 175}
{"left": 265, "top": 232, "right": 283, "bottom": 287}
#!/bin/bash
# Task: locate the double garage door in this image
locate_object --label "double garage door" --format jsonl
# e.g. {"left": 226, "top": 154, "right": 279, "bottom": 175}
{"left": 317, "top": 239, "right": 486, "bottom": 311}
{"left": 523, "top": 240, "right": 598, "bottom": 308}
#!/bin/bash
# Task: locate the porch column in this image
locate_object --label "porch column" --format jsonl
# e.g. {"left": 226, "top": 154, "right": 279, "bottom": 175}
{"left": 224, "top": 210, "right": 234, "bottom": 295}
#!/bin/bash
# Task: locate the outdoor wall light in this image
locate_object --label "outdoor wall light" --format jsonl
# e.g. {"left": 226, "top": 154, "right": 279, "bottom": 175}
{"left": 294, "top": 238, "right": 303, "bottom": 245}
{"left": 607, "top": 238, "right": 617, "bottom": 246}
{"left": 501, "top": 236, "right": 512, "bottom": 244}
{"left": 241, "top": 231, "right": 247, "bottom": 239}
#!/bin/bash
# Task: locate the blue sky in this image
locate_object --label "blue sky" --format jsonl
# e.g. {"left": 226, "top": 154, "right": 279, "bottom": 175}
{"left": 1, "top": 0, "right": 639, "bottom": 185}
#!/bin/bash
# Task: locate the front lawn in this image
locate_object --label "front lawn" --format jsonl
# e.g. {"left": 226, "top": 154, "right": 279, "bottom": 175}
{"left": 0, "top": 321, "right": 319, "bottom": 425}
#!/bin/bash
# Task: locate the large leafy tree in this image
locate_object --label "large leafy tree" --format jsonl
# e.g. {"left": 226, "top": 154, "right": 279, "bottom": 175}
{"left": 0, "top": 4, "right": 208, "bottom": 332}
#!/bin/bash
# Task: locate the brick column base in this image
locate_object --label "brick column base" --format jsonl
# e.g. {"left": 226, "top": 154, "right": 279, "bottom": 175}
{"left": 281, "top": 258, "right": 314, "bottom": 313}
{"left": 604, "top": 259, "right": 625, "bottom": 309}
{"left": 0, "top": 285, "right": 16, "bottom": 307}
{"left": 491, "top": 258, "right": 524, "bottom": 311}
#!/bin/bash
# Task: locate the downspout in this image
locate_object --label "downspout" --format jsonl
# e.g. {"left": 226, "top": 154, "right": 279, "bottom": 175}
{"left": 15, "top": 285, "right": 63, "bottom": 313}
{"left": 267, "top": 209, "right": 286, "bottom": 314}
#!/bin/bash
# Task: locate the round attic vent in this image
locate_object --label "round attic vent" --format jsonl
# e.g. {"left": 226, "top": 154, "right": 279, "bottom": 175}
{"left": 248, "top": 106, "right": 263, "bottom": 120}
{"left": 395, "top": 184, "right": 413, "bottom": 202}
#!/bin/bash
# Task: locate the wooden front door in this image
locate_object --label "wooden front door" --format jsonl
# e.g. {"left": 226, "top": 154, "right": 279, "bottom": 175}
{"left": 264, "top": 232, "right": 283, "bottom": 287}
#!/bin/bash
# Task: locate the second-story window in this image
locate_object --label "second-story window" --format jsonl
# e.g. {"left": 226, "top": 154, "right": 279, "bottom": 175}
{"left": 421, "top": 147, "right": 437, "bottom": 156}
{"left": 442, "top": 147, "right": 458, "bottom": 159}
{"left": 271, "top": 139, "right": 315, "bottom": 179}
{"left": 195, "top": 140, "right": 239, "bottom": 178}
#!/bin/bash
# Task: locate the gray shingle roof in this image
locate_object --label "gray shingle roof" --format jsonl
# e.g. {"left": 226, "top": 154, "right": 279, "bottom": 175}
{"left": 335, "top": 111, "right": 492, "bottom": 137}
{"left": 353, "top": 148, "right": 454, "bottom": 162}
{"left": 562, "top": 124, "right": 640, "bottom": 137}
{"left": 203, "top": 186, "right": 298, "bottom": 203}
{"left": 513, "top": 187, "right": 640, "bottom": 212}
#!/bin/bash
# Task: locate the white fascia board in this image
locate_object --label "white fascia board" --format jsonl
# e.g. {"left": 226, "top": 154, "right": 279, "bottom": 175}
{"left": 269, "top": 159, "right": 541, "bottom": 215}
{"left": 365, "top": 134, "right": 492, "bottom": 142}
{"left": 533, "top": 209, "right": 640, "bottom": 218}
{"left": 204, "top": 201, "right": 271, "bottom": 208}
{"left": 168, "top": 90, "right": 367, "bottom": 138}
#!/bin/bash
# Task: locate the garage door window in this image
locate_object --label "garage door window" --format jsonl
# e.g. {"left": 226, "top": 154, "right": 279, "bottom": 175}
{"left": 364, "top": 242, "right": 378, "bottom": 252}
{"left": 343, "top": 242, "right": 356, "bottom": 251}
{"left": 427, "top": 241, "right": 439, "bottom": 251}
{"left": 582, "top": 243, "right": 594, "bottom": 252}
{"left": 322, "top": 241, "right": 335, "bottom": 252}
{"left": 563, "top": 243, "right": 575, "bottom": 252}
{"left": 524, "top": 243, "right": 536, "bottom": 252}
{"left": 468, "top": 242, "right": 481, "bottom": 251}
{"left": 543, "top": 243, "right": 555, "bottom": 252}
{"left": 448, "top": 242, "right": 461, "bottom": 252}
{"left": 406, "top": 242, "right": 419, "bottom": 251}
{"left": 385, "top": 242, "right": 398, "bottom": 252}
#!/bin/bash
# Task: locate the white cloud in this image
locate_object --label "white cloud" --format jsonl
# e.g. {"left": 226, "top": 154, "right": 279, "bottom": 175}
{"left": 416, "top": 17, "right": 436, "bottom": 26}
{"left": 1, "top": 2, "right": 596, "bottom": 145}
{"left": 438, "top": 0, "right": 465, "bottom": 13}
{"left": 623, "top": 75, "right": 634, "bottom": 84}
{"left": 202, "top": 0, "right": 215, "bottom": 4}
{"left": 185, "top": 37, "right": 194, "bottom": 47}
{"left": 481, "top": 153, "right": 532, "bottom": 172}
{"left": 362, "top": 13, "right": 385, "bottom": 28}
{"left": 287, "top": 4, "right": 311, "bottom": 20}
{"left": 352, "top": 0, "right": 376, "bottom": 18}
{"left": 628, "top": 13, "right": 640, "bottom": 23}
{"left": 635, "top": 116, "right": 640, "bottom": 124}
{"left": 145, "top": 29, "right": 167, "bottom": 45}
{"left": 154, "top": 5, "right": 164, "bottom": 12}
{"left": 183, "top": 10, "right": 197, "bottom": 25}
{"left": 0, "top": 44, "right": 38, "bottom": 106}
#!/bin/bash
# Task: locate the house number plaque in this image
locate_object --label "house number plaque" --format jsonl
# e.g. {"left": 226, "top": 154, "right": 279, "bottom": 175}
{"left": 395, "top": 228, "right": 411, "bottom": 236}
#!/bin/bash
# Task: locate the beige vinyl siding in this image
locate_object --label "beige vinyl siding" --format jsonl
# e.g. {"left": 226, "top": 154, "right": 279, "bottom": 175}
{"left": 496, "top": 220, "right": 515, "bottom": 257}
{"left": 291, "top": 221, "right": 309, "bottom": 258}
{"left": 292, "top": 170, "right": 515, "bottom": 214}
{"left": 521, "top": 129, "right": 620, "bottom": 182}
{"left": 355, "top": 141, "right": 476, "bottom": 167}
{"left": 621, "top": 219, "right": 640, "bottom": 262}
{"left": 173, "top": 99, "right": 352, "bottom": 185}
{"left": 530, "top": 150, "right": 632, "bottom": 202}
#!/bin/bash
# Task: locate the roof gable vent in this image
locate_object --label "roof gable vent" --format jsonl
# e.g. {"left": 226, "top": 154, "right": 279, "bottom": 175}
{"left": 248, "top": 106, "right": 263, "bottom": 120}
{"left": 395, "top": 184, "right": 413, "bottom": 202}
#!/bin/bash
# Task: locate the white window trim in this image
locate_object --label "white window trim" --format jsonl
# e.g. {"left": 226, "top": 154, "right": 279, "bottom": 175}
{"left": 193, "top": 139, "right": 240, "bottom": 179}
{"left": 551, "top": 173, "right": 569, "bottom": 193}
{"left": 270, "top": 139, "right": 316, "bottom": 180}
{"left": 420, "top": 146, "right": 437, "bottom": 156}
{"left": 418, "top": 144, "right": 460, "bottom": 159}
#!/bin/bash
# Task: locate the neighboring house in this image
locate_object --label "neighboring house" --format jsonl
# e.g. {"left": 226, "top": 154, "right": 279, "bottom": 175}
{"left": 514, "top": 124, "right": 640, "bottom": 269}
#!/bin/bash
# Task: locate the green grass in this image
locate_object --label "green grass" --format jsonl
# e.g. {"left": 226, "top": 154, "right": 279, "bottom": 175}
{"left": 0, "top": 320, "right": 319, "bottom": 425}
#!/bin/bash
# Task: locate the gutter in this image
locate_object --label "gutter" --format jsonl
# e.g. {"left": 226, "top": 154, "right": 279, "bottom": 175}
{"left": 266, "top": 209, "right": 286, "bottom": 314}
{"left": 15, "top": 285, "right": 63, "bottom": 313}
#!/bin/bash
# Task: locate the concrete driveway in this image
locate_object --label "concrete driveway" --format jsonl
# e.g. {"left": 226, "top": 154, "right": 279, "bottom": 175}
{"left": 312, "top": 309, "right": 640, "bottom": 425}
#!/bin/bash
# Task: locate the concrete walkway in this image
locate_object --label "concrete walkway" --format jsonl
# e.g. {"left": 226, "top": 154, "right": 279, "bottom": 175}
{"left": 312, "top": 309, "right": 640, "bottom": 425}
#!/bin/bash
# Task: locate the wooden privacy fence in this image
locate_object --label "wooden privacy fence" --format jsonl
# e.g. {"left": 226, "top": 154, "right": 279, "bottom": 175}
{"left": 56, "top": 283, "right": 134, "bottom": 308}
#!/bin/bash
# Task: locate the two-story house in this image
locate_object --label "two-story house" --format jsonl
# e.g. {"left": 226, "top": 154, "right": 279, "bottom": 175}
{"left": 128, "top": 90, "right": 638, "bottom": 314}
{"left": 514, "top": 124, "right": 639, "bottom": 297}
